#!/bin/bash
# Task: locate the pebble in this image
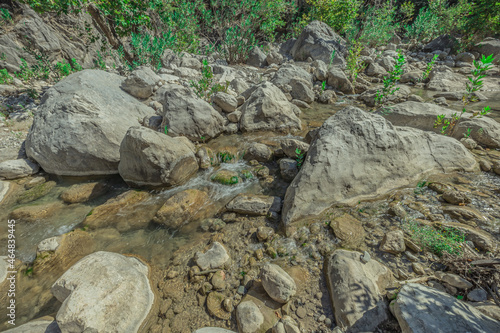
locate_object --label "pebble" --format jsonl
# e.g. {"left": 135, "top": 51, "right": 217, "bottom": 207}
{"left": 296, "top": 306, "right": 307, "bottom": 319}
{"left": 360, "top": 251, "right": 371, "bottom": 263}
{"left": 237, "top": 286, "right": 246, "bottom": 295}
{"left": 318, "top": 314, "right": 326, "bottom": 322}
{"left": 324, "top": 318, "right": 332, "bottom": 326}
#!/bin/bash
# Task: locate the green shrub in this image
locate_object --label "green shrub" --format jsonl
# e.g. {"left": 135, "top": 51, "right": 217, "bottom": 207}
{"left": 402, "top": 219, "right": 465, "bottom": 256}
{"left": 1, "top": 8, "right": 12, "bottom": 24}
{"left": 190, "top": 59, "right": 229, "bottom": 101}
{"left": 0, "top": 69, "right": 13, "bottom": 84}
{"left": 346, "top": 40, "right": 366, "bottom": 85}
{"left": 304, "top": 0, "right": 361, "bottom": 34}
{"left": 404, "top": 6, "right": 441, "bottom": 43}
{"left": 375, "top": 50, "right": 406, "bottom": 109}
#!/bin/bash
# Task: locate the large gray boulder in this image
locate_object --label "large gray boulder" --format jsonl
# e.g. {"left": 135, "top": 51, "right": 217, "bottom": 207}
{"left": 326, "top": 250, "right": 394, "bottom": 332}
{"left": 394, "top": 283, "right": 500, "bottom": 333}
{"left": 121, "top": 66, "right": 161, "bottom": 99}
{"left": 26, "top": 70, "right": 155, "bottom": 176}
{"left": 51, "top": 251, "right": 154, "bottom": 333}
{"left": 246, "top": 46, "right": 267, "bottom": 68}
{"left": 290, "top": 21, "right": 346, "bottom": 66}
{"left": 327, "top": 67, "right": 354, "bottom": 94}
{"left": 118, "top": 126, "right": 199, "bottom": 188}
{"left": 427, "top": 67, "right": 465, "bottom": 91}
{"left": 385, "top": 102, "right": 500, "bottom": 148}
{"left": 282, "top": 107, "right": 477, "bottom": 228}
{"left": 239, "top": 82, "right": 301, "bottom": 133}
{"left": 159, "top": 84, "right": 225, "bottom": 142}
{"left": 474, "top": 38, "right": 500, "bottom": 61}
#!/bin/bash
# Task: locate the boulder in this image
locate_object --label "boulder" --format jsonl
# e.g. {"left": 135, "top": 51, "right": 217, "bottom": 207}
{"left": 212, "top": 92, "right": 238, "bottom": 113}
{"left": 121, "top": 66, "right": 161, "bottom": 99}
{"left": 290, "top": 21, "right": 346, "bottom": 65}
{"left": 260, "top": 263, "right": 297, "bottom": 303}
{"left": 393, "top": 283, "right": 500, "bottom": 333}
{"left": 51, "top": 252, "right": 154, "bottom": 333}
{"left": 0, "top": 159, "right": 39, "bottom": 179}
{"left": 326, "top": 249, "right": 394, "bottom": 332}
{"left": 226, "top": 194, "right": 281, "bottom": 216}
{"left": 384, "top": 102, "right": 500, "bottom": 149}
{"left": 239, "top": 82, "right": 301, "bottom": 133}
{"left": 427, "top": 68, "right": 465, "bottom": 91}
{"left": 25, "top": 70, "right": 155, "bottom": 176}
{"left": 247, "top": 47, "right": 267, "bottom": 67}
{"left": 270, "top": 64, "right": 313, "bottom": 90}
{"left": 282, "top": 106, "right": 477, "bottom": 228}
{"left": 180, "top": 57, "right": 202, "bottom": 70}
{"left": 366, "top": 63, "right": 388, "bottom": 77}
{"left": 244, "top": 143, "right": 273, "bottom": 162}
{"left": 159, "top": 84, "right": 225, "bottom": 142}
{"left": 327, "top": 67, "right": 354, "bottom": 94}
{"left": 266, "top": 51, "right": 284, "bottom": 66}
{"left": 473, "top": 38, "right": 500, "bottom": 61}
{"left": 236, "top": 301, "right": 264, "bottom": 333}
{"left": 280, "top": 139, "right": 309, "bottom": 159}
{"left": 118, "top": 126, "right": 199, "bottom": 188}
{"left": 290, "top": 77, "right": 314, "bottom": 104}
{"left": 423, "top": 35, "right": 458, "bottom": 52}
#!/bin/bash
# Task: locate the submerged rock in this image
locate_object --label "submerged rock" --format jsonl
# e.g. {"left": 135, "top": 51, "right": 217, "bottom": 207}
{"left": 393, "top": 283, "right": 500, "bottom": 333}
{"left": 60, "top": 182, "right": 108, "bottom": 204}
{"left": 51, "top": 251, "right": 154, "bottom": 333}
{"left": 282, "top": 106, "right": 477, "bottom": 229}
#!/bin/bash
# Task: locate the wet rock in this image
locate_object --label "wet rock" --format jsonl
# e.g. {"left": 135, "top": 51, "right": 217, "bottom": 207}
{"left": 467, "top": 289, "right": 488, "bottom": 302}
{"left": 291, "top": 21, "right": 346, "bottom": 65}
{"left": 290, "top": 77, "right": 314, "bottom": 104}
{"left": 236, "top": 301, "right": 264, "bottom": 333}
{"left": 17, "top": 180, "right": 56, "bottom": 204}
{"left": 436, "top": 272, "right": 473, "bottom": 289}
{"left": 279, "top": 158, "right": 298, "bottom": 182}
{"left": 51, "top": 251, "right": 154, "bottom": 333}
{"left": 326, "top": 249, "right": 394, "bottom": 332}
{"left": 0, "top": 159, "right": 39, "bottom": 179}
{"left": 257, "top": 226, "right": 275, "bottom": 242}
{"left": 26, "top": 70, "right": 155, "bottom": 176}
{"left": 247, "top": 47, "right": 267, "bottom": 67}
{"left": 60, "top": 182, "right": 108, "bottom": 204}
{"left": 442, "top": 190, "right": 471, "bottom": 205}
{"left": 330, "top": 214, "right": 366, "bottom": 249}
{"left": 226, "top": 194, "right": 281, "bottom": 216}
{"left": 197, "top": 147, "right": 214, "bottom": 169}
{"left": 280, "top": 139, "right": 309, "bottom": 159}
{"left": 393, "top": 283, "right": 500, "bottom": 333}
{"left": 380, "top": 230, "right": 406, "bottom": 254}
{"left": 244, "top": 143, "right": 273, "bottom": 162}
{"left": 211, "top": 170, "right": 241, "bottom": 185}
{"left": 119, "top": 126, "right": 199, "bottom": 188}
{"left": 153, "top": 189, "right": 212, "bottom": 229}
{"left": 282, "top": 107, "right": 477, "bottom": 229}
{"left": 121, "top": 66, "right": 161, "bottom": 99}
{"left": 212, "top": 92, "right": 238, "bottom": 113}
{"left": 10, "top": 202, "right": 60, "bottom": 222}
{"left": 206, "top": 292, "right": 230, "bottom": 320}
{"left": 83, "top": 190, "right": 154, "bottom": 232}
{"left": 159, "top": 83, "right": 225, "bottom": 142}
{"left": 195, "top": 242, "right": 230, "bottom": 270}
{"left": 260, "top": 263, "right": 297, "bottom": 303}
{"left": 239, "top": 82, "right": 301, "bottom": 133}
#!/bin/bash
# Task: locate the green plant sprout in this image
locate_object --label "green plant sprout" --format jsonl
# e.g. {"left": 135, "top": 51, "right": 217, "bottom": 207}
{"left": 295, "top": 148, "right": 305, "bottom": 169}
{"left": 419, "top": 54, "right": 439, "bottom": 82}
{"left": 375, "top": 50, "right": 406, "bottom": 112}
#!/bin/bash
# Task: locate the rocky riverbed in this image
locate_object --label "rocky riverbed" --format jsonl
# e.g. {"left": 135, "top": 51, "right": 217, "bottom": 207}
{"left": 0, "top": 12, "right": 500, "bottom": 333}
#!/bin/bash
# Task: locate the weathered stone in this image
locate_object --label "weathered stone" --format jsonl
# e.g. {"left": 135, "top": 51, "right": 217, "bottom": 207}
{"left": 1, "top": 318, "right": 61, "bottom": 333}
{"left": 380, "top": 230, "right": 406, "bottom": 254}
{"left": 290, "top": 77, "right": 314, "bottom": 104}
{"left": 279, "top": 158, "right": 298, "bottom": 182}
{"left": 393, "top": 283, "right": 500, "bottom": 333}
{"left": 195, "top": 242, "right": 229, "bottom": 270}
{"left": 236, "top": 301, "right": 264, "bottom": 333}
{"left": 211, "top": 170, "right": 241, "bottom": 185}
{"left": 280, "top": 139, "right": 309, "bottom": 159}
{"left": 0, "top": 159, "right": 39, "bottom": 180}
{"left": 212, "top": 92, "right": 238, "bottom": 113}
{"left": 51, "top": 251, "right": 154, "bottom": 333}
{"left": 26, "top": 70, "right": 155, "bottom": 176}
{"left": 244, "top": 143, "right": 273, "bottom": 162}
{"left": 437, "top": 272, "right": 473, "bottom": 289}
{"left": 153, "top": 189, "right": 212, "bottom": 228}
{"left": 442, "top": 190, "right": 471, "bottom": 205}
{"left": 226, "top": 194, "right": 281, "bottom": 216}
{"left": 330, "top": 214, "right": 366, "bottom": 249}
{"left": 118, "top": 126, "right": 199, "bottom": 188}
{"left": 282, "top": 107, "right": 477, "bottom": 229}
{"left": 247, "top": 47, "right": 267, "bottom": 67}
{"left": 121, "top": 66, "right": 161, "bottom": 99}
{"left": 327, "top": 67, "right": 354, "bottom": 94}
{"left": 467, "top": 289, "right": 488, "bottom": 302}
{"left": 326, "top": 249, "right": 394, "bottom": 332}
{"left": 260, "top": 263, "right": 297, "bottom": 303}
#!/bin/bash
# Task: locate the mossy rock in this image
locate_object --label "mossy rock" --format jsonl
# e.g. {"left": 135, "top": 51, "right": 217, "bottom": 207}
{"left": 17, "top": 181, "right": 56, "bottom": 204}
{"left": 240, "top": 169, "right": 254, "bottom": 180}
{"left": 211, "top": 170, "right": 241, "bottom": 185}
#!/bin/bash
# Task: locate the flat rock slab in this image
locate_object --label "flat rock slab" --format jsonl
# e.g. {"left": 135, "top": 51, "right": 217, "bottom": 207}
{"left": 51, "top": 251, "right": 154, "bottom": 333}
{"left": 394, "top": 283, "right": 500, "bottom": 333}
{"left": 226, "top": 194, "right": 281, "bottom": 216}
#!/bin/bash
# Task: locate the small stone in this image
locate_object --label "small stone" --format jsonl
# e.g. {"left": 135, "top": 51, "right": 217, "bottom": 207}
{"left": 315, "top": 292, "right": 323, "bottom": 300}
{"left": 211, "top": 270, "right": 226, "bottom": 290}
{"left": 398, "top": 269, "right": 409, "bottom": 280}
{"left": 318, "top": 314, "right": 326, "bottom": 322}
{"left": 442, "top": 190, "right": 471, "bottom": 205}
{"left": 195, "top": 242, "right": 230, "bottom": 270}
{"left": 237, "top": 286, "right": 246, "bottom": 295}
{"left": 360, "top": 251, "right": 371, "bottom": 263}
{"left": 380, "top": 230, "right": 406, "bottom": 254}
{"left": 223, "top": 298, "right": 234, "bottom": 312}
{"left": 199, "top": 282, "right": 213, "bottom": 296}
{"left": 166, "top": 270, "right": 179, "bottom": 279}
{"left": 267, "top": 247, "right": 278, "bottom": 259}
{"left": 257, "top": 226, "right": 274, "bottom": 242}
{"left": 273, "top": 322, "right": 285, "bottom": 333}
{"left": 467, "top": 288, "right": 487, "bottom": 302}
{"left": 324, "top": 318, "right": 332, "bottom": 326}
{"left": 405, "top": 251, "right": 419, "bottom": 262}
{"left": 404, "top": 237, "right": 422, "bottom": 252}
{"left": 260, "top": 263, "right": 297, "bottom": 303}
{"left": 207, "top": 291, "right": 231, "bottom": 320}
{"left": 439, "top": 272, "right": 473, "bottom": 289}
{"left": 255, "top": 249, "right": 264, "bottom": 260}
{"left": 412, "top": 263, "right": 425, "bottom": 275}
{"left": 296, "top": 306, "right": 307, "bottom": 319}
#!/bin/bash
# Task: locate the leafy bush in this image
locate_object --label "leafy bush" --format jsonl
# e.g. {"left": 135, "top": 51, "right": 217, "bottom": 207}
{"left": 190, "top": 59, "right": 229, "bottom": 101}
{"left": 402, "top": 219, "right": 466, "bottom": 256}
{"left": 304, "top": 0, "right": 361, "bottom": 34}
{"left": 404, "top": 6, "right": 440, "bottom": 43}
{"left": 346, "top": 40, "right": 366, "bottom": 85}
{"left": 375, "top": 50, "right": 406, "bottom": 108}
{"left": 1, "top": 8, "right": 12, "bottom": 24}
{"left": 0, "top": 69, "right": 13, "bottom": 84}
